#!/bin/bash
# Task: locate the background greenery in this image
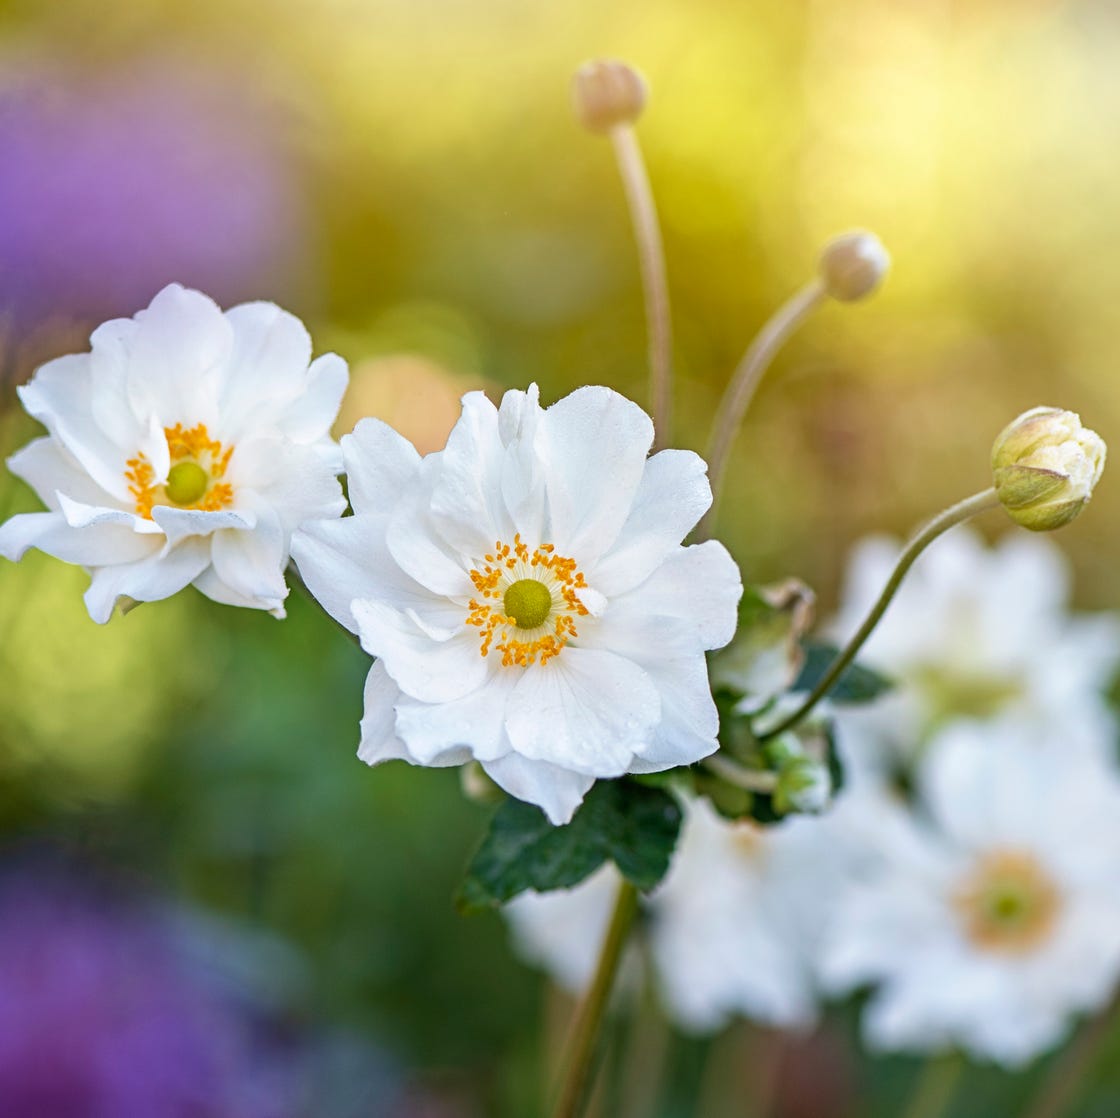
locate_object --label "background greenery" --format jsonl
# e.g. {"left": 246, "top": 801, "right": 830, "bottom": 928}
{"left": 2, "top": 0, "right": 1120, "bottom": 1113}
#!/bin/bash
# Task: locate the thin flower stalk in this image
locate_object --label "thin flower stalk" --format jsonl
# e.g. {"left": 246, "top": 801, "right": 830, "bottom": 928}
{"left": 759, "top": 487, "right": 1001, "bottom": 740}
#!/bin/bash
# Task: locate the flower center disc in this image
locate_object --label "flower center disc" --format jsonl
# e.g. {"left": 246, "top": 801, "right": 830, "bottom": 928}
{"left": 953, "top": 849, "right": 1060, "bottom": 954}
{"left": 165, "top": 461, "right": 209, "bottom": 506}
{"left": 503, "top": 578, "right": 553, "bottom": 630}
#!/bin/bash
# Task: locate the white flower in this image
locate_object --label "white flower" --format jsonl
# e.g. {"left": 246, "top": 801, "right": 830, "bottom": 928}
{"left": 506, "top": 797, "right": 833, "bottom": 1031}
{"left": 829, "top": 528, "right": 1120, "bottom": 780}
{"left": 291, "top": 384, "right": 742, "bottom": 824}
{"left": 820, "top": 724, "right": 1120, "bottom": 1067}
{"left": 0, "top": 285, "right": 348, "bottom": 621}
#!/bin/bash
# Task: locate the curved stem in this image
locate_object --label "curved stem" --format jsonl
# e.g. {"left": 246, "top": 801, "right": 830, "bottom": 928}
{"left": 611, "top": 125, "right": 673, "bottom": 452}
{"left": 1020, "top": 994, "right": 1120, "bottom": 1118}
{"left": 758, "top": 487, "right": 1001, "bottom": 741}
{"left": 698, "top": 280, "right": 826, "bottom": 540}
{"left": 551, "top": 878, "right": 641, "bottom": 1118}
{"left": 900, "top": 1054, "right": 964, "bottom": 1118}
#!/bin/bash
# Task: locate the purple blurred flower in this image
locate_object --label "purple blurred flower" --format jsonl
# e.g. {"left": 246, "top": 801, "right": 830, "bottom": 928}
{"left": 0, "top": 870, "right": 290, "bottom": 1118}
{"left": 0, "top": 61, "right": 312, "bottom": 329}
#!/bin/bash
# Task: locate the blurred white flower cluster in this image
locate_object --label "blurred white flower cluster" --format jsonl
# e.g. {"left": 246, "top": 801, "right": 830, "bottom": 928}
{"left": 506, "top": 529, "right": 1120, "bottom": 1067}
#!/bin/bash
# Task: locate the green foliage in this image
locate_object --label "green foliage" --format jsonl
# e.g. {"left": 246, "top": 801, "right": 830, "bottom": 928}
{"left": 794, "top": 642, "right": 894, "bottom": 704}
{"left": 457, "top": 779, "right": 683, "bottom": 911}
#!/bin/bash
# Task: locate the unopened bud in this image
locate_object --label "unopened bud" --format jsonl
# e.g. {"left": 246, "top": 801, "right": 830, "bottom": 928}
{"left": 460, "top": 762, "right": 504, "bottom": 806}
{"left": 571, "top": 60, "right": 647, "bottom": 133}
{"left": 773, "top": 756, "right": 831, "bottom": 816}
{"left": 992, "top": 406, "right": 1106, "bottom": 531}
{"left": 819, "top": 231, "right": 890, "bottom": 302}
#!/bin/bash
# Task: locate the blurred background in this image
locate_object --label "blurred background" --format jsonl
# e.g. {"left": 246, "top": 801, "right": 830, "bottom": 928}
{"left": 2, "top": 0, "right": 1120, "bottom": 1114}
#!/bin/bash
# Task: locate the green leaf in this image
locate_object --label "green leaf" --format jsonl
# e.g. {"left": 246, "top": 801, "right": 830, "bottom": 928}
{"left": 456, "top": 779, "right": 683, "bottom": 912}
{"left": 793, "top": 641, "right": 893, "bottom": 704}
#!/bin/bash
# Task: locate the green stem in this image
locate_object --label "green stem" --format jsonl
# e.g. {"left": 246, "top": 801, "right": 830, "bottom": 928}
{"left": 1020, "top": 994, "right": 1120, "bottom": 1118}
{"left": 698, "top": 280, "right": 827, "bottom": 541}
{"left": 610, "top": 124, "right": 673, "bottom": 452}
{"left": 900, "top": 1054, "right": 965, "bottom": 1118}
{"left": 551, "top": 879, "right": 641, "bottom": 1118}
{"left": 758, "top": 487, "right": 1001, "bottom": 741}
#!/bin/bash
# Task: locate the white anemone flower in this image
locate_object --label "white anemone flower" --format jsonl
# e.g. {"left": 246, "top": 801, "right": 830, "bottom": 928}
{"left": 820, "top": 723, "right": 1120, "bottom": 1067}
{"left": 0, "top": 284, "right": 348, "bottom": 621}
{"left": 292, "top": 384, "right": 742, "bottom": 824}
{"left": 829, "top": 528, "right": 1120, "bottom": 780}
{"left": 506, "top": 797, "right": 832, "bottom": 1031}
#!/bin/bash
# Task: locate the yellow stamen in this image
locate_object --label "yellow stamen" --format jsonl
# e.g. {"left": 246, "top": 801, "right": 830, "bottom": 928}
{"left": 466, "top": 533, "right": 589, "bottom": 667}
{"left": 126, "top": 423, "right": 234, "bottom": 519}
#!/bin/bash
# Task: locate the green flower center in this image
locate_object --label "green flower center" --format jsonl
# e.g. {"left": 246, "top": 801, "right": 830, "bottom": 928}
{"left": 503, "top": 578, "right": 553, "bottom": 630}
{"left": 165, "top": 461, "right": 209, "bottom": 506}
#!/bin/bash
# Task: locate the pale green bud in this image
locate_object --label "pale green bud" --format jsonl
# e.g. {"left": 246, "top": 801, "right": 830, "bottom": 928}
{"left": 571, "top": 60, "right": 648, "bottom": 133}
{"left": 773, "top": 753, "right": 831, "bottom": 815}
{"left": 818, "top": 231, "right": 890, "bottom": 302}
{"left": 992, "top": 407, "right": 1106, "bottom": 532}
{"left": 460, "top": 762, "right": 504, "bottom": 806}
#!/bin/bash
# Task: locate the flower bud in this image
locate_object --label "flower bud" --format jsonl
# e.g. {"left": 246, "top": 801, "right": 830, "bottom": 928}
{"left": 818, "top": 231, "right": 890, "bottom": 302}
{"left": 991, "top": 407, "right": 1106, "bottom": 531}
{"left": 773, "top": 757, "right": 831, "bottom": 816}
{"left": 460, "top": 762, "right": 504, "bottom": 806}
{"left": 571, "top": 60, "right": 648, "bottom": 133}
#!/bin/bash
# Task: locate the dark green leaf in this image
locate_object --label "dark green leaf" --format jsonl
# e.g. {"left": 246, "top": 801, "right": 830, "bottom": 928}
{"left": 793, "top": 642, "right": 893, "bottom": 704}
{"left": 456, "top": 779, "right": 682, "bottom": 911}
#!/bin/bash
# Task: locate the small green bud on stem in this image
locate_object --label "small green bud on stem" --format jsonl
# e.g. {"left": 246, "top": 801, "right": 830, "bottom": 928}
{"left": 992, "top": 407, "right": 1105, "bottom": 531}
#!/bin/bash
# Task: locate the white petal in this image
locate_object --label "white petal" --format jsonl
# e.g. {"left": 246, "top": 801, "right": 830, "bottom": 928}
{"left": 278, "top": 352, "right": 349, "bottom": 446}
{"left": 220, "top": 301, "right": 312, "bottom": 438}
{"left": 125, "top": 284, "right": 230, "bottom": 428}
{"left": 342, "top": 418, "right": 421, "bottom": 516}
{"left": 57, "top": 492, "right": 158, "bottom": 534}
{"left": 430, "top": 390, "right": 513, "bottom": 556}
{"left": 83, "top": 538, "right": 211, "bottom": 623}
{"left": 291, "top": 514, "right": 461, "bottom": 634}
{"left": 537, "top": 386, "right": 654, "bottom": 563}
{"left": 209, "top": 504, "right": 289, "bottom": 609}
{"left": 352, "top": 598, "right": 487, "bottom": 703}
{"left": 591, "top": 449, "right": 713, "bottom": 597}
{"left": 358, "top": 661, "right": 413, "bottom": 765}
{"left": 394, "top": 671, "right": 516, "bottom": 763}
{"left": 385, "top": 460, "right": 474, "bottom": 598}
{"left": 505, "top": 647, "right": 661, "bottom": 775}
{"left": 151, "top": 505, "right": 255, "bottom": 547}
{"left": 0, "top": 510, "right": 159, "bottom": 566}
{"left": 88, "top": 314, "right": 147, "bottom": 450}
{"left": 192, "top": 564, "right": 285, "bottom": 616}
{"left": 591, "top": 541, "right": 742, "bottom": 659}
{"left": 18, "top": 354, "right": 132, "bottom": 502}
{"left": 7, "top": 437, "right": 119, "bottom": 511}
{"left": 498, "top": 385, "right": 547, "bottom": 543}
{"left": 628, "top": 654, "right": 720, "bottom": 772}
{"left": 228, "top": 438, "right": 346, "bottom": 534}
{"left": 482, "top": 753, "right": 596, "bottom": 825}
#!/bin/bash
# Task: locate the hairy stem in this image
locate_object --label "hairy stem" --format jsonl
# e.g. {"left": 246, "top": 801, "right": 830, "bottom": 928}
{"left": 611, "top": 125, "right": 673, "bottom": 451}
{"left": 758, "top": 487, "right": 1001, "bottom": 740}
{"left": 551, "top": 878, "right": 641, "bottom": 1118}
{"left": 698, "top": 280, "right": 826, "bottom": 540}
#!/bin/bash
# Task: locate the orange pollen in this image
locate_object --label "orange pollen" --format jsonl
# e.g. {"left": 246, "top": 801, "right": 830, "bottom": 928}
{"left": 125, "top": 422, "right": 234, "bottom": 520}
{"left": 466, "top": 534, "right": 590, "bottom": 668}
